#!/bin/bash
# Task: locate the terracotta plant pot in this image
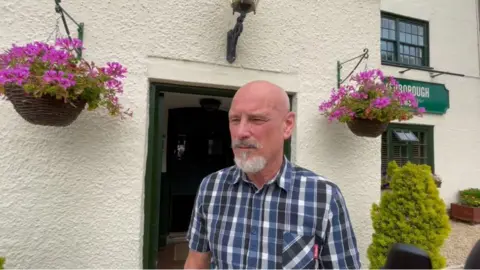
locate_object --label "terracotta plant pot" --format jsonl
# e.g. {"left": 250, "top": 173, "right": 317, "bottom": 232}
{"left": 346, "top": 118, "right": 389, "bottom": 138}
{"left": 450, "top": 203, "right": 480, "bottom": 224}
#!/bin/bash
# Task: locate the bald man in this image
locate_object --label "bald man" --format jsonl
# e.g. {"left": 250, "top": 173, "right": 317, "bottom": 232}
{"left": 184, "top": 81, "right": 361, "bottom": 269}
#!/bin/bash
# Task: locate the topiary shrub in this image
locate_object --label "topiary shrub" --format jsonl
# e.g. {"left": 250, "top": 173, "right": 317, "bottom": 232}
{"left": 367, "top": 161, "right": 451, "bottom": 269}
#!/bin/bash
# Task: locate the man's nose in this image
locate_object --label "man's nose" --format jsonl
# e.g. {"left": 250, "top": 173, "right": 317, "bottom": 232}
{"left": 236, "top": 119, "right": 251, "bottom": 139}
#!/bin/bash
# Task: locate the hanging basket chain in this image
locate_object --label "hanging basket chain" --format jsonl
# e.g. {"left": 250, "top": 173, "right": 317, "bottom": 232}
{"left": 45, "top": 16, "right": 61, "bottom": 43}
{"left": 54, "top": 0, "right": 84, "bottom": 59}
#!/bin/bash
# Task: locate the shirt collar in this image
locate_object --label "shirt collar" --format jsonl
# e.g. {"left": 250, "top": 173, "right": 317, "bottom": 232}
{"left": 230, "top": 156, "right": 293, "bottom": 192}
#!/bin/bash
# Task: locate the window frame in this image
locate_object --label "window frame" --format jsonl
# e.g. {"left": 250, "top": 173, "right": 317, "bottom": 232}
{"left": 381, "top": 123, "right": 435, "bottom": 175}
{"left": 380, "top": 11, "right": 431, "bottom": 68}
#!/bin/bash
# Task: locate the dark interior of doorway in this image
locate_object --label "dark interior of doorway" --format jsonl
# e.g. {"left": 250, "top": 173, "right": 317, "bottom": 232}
{"left": 166, "top": 106, "right": 234, "bottom": 233}
{"left": 143, "top": 82, "right": 293, "bottom": 269}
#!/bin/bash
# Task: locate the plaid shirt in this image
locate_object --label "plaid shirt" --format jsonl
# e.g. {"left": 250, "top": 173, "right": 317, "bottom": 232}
{"left": 186, "top": 157, "right": 361, "bottom": 269}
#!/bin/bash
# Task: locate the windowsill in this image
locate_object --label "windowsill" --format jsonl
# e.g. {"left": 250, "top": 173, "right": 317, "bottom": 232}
{"left": 381, "top": 60, "right": 433, "bottom": 72}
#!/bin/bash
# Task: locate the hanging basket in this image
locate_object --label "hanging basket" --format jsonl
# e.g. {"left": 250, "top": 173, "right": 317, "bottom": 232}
{"left": 346, "top": 118, "right": 389, "bottom": 138}
{"left": 4, "top": 85, "right": 86, "bottom": 127}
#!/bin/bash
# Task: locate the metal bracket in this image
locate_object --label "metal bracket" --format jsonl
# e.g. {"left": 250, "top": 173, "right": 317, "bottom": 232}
{"left": 226, "top": 11, "right": 247, "bottom": 64}
{"left": 336, "top": 48, "right": 369, "bottom": 88}
{"left": 54, "top": 0, "right": 84, "bottom": 59}
{"left": 398, "top": 66, "right": 464, "bottom": 78}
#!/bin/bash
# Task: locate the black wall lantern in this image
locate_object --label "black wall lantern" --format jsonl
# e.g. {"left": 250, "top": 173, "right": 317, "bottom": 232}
{"left": 226, "top": 0, "right": 259, "bottom": 63}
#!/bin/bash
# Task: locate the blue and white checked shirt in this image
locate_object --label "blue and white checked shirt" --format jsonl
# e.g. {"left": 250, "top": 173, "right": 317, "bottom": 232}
{"left": 186, "top": 157, "right": 361, "bottom": 269}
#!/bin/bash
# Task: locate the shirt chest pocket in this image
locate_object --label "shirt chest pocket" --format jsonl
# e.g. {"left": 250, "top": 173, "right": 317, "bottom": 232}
{"left": 282, "top": 231, "right": 317, "bottom": 269}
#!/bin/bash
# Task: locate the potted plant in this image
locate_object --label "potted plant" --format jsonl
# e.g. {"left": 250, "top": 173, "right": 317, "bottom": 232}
{"left": 432, "top": 173, "right": 442, "bottom": 188}
{"left": 368, "top": 162, "right": 451, "bottom": 269}
{"left": 450, "top": 188, "right": 480, "bottom": 224}
{"left": 319, "top": 69, "right": 425, "bottom": 137}
{"left": 0, "top": 37, "right": 131, "bottom": 127}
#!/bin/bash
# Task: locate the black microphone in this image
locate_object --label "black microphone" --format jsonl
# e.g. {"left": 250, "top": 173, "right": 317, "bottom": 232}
{"left": 382, "top": 243, "right": 432, "bottom": 269}
{"left": 464, "top": 239, "right": 480, "bottom": 269}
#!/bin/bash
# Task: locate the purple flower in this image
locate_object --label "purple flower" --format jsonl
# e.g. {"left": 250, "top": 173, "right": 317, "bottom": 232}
{"left": 0, "top": 37, "right": 131, "bottom": 118}
{"left": 389, "top": 77, "right": 399, "bottom": 88}
{"left": 105, "top": 79, "right": 124, "bottom": 93}
{"left": 318, "top": 68, "right": 424, "bottom": 123}
{"left": 101, "top": 62, "right": 127, "bottom": 78}
{"left": 41, "top": 49, "right": 70, "bottom": 65}
{"left": 396, "top": 91, "right": 418, "bottom": 107}
{"left": 0, "top": 67, "right": 30, "bottom": 85}
{"left": 55, "top": 38, "right": 84, "bottom": 50}
{"left": 327, "top": 106, "right": 354, "bottom": 122}
{"left": 351, "top": 91, "right": 368, "bottom": 99}
{"left": 372, "top": 97, "right": 391, "bottom": 109}
{"left": 42, "top": 70, "right": 76, "bottom": 89}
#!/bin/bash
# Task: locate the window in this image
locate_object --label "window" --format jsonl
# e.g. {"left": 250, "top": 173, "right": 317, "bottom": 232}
{"left": 381, "top": 123, "right": 434, "bottom": 176}
{"left": 381, "top": 12, "right": 429, "bottom": 67}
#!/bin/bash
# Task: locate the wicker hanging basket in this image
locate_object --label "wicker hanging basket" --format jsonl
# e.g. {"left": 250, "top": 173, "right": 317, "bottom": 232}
{"left": 4, "top": 85, "right": 86, "bottom": 127}
{"left": 346, "top": 118, "right": 389, "bottom": 138}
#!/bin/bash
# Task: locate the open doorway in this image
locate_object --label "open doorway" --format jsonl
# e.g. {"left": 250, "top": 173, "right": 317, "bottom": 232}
{"left": 162, "top": 92, "right": 234, "bottom": 235}
{"left": 143, "top": 83, "right": 293, "bottom": 269}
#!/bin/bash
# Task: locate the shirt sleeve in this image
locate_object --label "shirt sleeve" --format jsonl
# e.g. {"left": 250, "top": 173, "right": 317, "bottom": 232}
{"left": 186, "top": 179, "right": 210, "bottom": 253}
{"left": 320, "top": 185, "right": 362, "bottom": 269}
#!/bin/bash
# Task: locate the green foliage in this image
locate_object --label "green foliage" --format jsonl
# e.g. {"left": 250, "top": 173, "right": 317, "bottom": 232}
{"left": 0, "top": 257, "right": 5, "bottom": 269}
{"left": 459, "top": 188, "right": 480, "bottom": 207}
{"left": 368, "top": 161, "right": 451, "bottom": 269}
{"left": 381, "top": 160, "right": 441, "bottom": 189}
{"left": 0, "top": 38, "right": 132, "bottom": 118}
{"left": 318, "top": 69, "right": 425, "bottom": 124}
{"left": 387, "top": 160, "right": 398, "bottom": 178}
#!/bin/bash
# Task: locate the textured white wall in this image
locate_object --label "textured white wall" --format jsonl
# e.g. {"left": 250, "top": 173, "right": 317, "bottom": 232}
{"left": 381, "top": 0, "right": 480, "bottom": 205}
{"left": 0, "top": 0, "right": 382, "bottom": 268}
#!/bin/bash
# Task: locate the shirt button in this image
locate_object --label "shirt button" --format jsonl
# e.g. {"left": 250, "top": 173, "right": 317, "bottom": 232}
{"left": 251, "top": 228, "right": 257, "bottom": 235}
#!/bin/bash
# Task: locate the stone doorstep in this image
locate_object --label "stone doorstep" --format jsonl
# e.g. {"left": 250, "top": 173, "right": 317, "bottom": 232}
{"left": 174, "top": 242, "right": 189, "bottom": 261}
{"left": 157, "top": 233, "right": 189, "bottom": 269}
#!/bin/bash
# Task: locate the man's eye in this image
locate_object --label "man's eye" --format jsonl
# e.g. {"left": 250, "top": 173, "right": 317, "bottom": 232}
{"left": 252, "top": 118, "right": 266, "bottom": 122}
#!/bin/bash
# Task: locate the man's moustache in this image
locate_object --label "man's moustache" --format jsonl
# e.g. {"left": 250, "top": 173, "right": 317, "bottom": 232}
{"left": 232, "top": 140, "right": 259, "bottom": 149}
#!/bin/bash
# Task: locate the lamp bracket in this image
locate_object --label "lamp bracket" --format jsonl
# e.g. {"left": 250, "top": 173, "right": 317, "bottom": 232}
{"left": 226, "top": 11, "right": 247, "bottom": 64}
{"left": 54, "top": 0, "right": 84, "bottom": 59}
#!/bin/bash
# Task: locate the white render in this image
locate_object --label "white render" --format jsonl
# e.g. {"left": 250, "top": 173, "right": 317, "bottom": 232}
{"left": 381, "top": 0, "right": 480, "bottom": 205}
{"left": 0, "top": 0, "right": 477, "bottom": 269}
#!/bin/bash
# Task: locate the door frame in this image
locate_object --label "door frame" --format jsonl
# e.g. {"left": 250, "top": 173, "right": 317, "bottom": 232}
{"left": 142, "top": 82, "right": 293, "bottom": 269}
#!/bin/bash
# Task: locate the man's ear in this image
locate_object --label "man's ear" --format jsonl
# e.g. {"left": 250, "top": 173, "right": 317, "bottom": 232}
{"left": 283, "top": 111, "right": 295, "bottom": 139}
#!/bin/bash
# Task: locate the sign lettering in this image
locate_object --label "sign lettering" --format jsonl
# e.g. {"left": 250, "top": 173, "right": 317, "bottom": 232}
{"left": 394, "top": 78, "right": 450, "bottom": 115}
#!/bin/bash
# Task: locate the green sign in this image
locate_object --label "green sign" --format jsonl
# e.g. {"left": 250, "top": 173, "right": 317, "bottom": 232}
{"left": 394, "top": 78, "right": 450, "bottom": 115}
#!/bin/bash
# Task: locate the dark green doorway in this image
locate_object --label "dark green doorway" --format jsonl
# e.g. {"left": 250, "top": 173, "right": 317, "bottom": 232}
{"left": 143, "top": 83, "right": 293, "bottom": 269}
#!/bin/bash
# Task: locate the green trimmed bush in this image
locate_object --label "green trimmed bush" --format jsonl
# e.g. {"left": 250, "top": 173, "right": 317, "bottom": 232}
{"left": 367, "top": 161, "right": 451, "bottom": 269}
{"left": 0, "top": 257, "right": 5, "bottom": 269}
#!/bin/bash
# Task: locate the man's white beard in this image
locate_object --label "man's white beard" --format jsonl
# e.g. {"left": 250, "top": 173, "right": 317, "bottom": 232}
{"left": 234, "top": 152, "right": 267, "bottom": 173}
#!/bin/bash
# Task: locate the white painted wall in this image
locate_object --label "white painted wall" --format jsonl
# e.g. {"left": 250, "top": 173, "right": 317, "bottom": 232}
{"left": 0, "top": 0, "right": 382, "bottom": 268}
{"left": 381, "top": 0, "right": 480, "bottom": 205}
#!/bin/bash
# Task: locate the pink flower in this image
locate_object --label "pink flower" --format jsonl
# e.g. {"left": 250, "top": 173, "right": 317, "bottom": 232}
{"left": 372, "top": 97, "right": 391, "bottom": 109}
{"left": 318, "top": 68, "right": 424, "bottom": 123}
{"left": 55, "top": 38, "right": 84, "bottom": 51}
{"left": 0, "top": 37, "right": 131, "bottom": 118}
